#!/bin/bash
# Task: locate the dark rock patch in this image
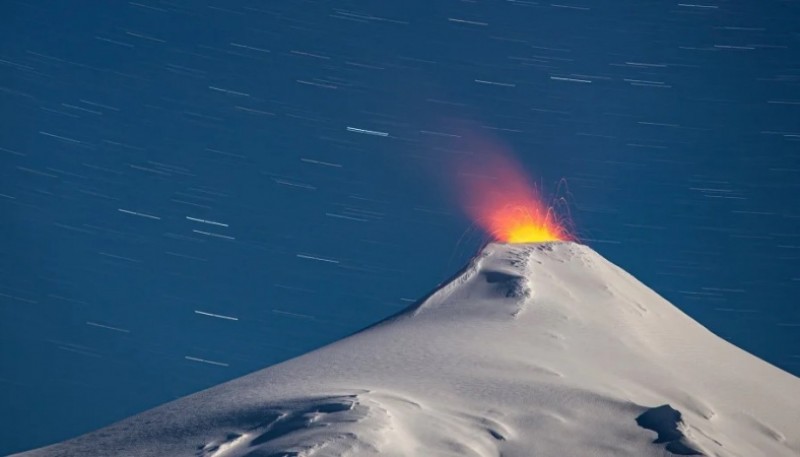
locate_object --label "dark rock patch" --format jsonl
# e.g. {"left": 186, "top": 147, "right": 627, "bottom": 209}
{"left": 636, "top": 404, "right": 702, "bottom": 455}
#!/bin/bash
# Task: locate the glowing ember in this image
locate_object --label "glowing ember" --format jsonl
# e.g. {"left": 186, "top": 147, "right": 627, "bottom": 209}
{"left": 452, "top": 137, "right": 572, "bottom": 244}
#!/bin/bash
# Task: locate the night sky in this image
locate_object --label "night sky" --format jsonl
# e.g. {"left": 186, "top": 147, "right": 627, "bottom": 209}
{"left": 2, "top": 1, "right": 799, "bottom": 455}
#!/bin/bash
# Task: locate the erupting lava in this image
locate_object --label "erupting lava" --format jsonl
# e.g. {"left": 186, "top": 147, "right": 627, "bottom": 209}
{"left": 487, "top": 202, "right": 569, "bottom": 243}
{"left": 453, "top": 140, "right": 571, "bottom": 244}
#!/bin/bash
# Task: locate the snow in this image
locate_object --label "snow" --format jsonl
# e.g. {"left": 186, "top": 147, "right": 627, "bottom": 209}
{"left": 14, "top": 242, "right": 800, "bottom": 456}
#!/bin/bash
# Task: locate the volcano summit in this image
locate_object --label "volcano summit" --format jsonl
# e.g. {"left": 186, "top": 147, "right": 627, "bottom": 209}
{"left": 14, "top": 242, "right": 800, "bottom": 457}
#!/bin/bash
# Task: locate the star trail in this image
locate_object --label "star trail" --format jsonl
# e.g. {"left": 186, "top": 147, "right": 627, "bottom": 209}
{"left": 1, "top": 1, "right": 798, "bottom": 454}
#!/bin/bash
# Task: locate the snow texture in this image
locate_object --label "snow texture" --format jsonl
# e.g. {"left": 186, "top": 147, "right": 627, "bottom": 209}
{"left": 13, "top": 242, "right": 800, "bottom": 457}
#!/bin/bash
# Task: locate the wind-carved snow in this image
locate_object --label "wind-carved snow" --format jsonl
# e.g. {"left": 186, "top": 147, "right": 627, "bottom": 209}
{"left": 14, "top": 242, "right": 800, "bottom": 457}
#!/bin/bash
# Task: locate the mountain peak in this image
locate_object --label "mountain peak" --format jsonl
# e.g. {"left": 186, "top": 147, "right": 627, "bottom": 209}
{"left": 15, "top": 242, "right": 800, "bottom": 457}
{"left": 405, "top": 241, "right": 624, "bottom": 321}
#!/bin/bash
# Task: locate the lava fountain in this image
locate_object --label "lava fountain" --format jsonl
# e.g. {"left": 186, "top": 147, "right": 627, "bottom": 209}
{"left": 453, "top": 139, "right": 572, "bottom": 244}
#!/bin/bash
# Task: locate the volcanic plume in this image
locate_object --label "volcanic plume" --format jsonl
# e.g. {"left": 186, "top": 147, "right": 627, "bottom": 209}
{"left": 452, "top": 137, "right": 572, "bottom": 243}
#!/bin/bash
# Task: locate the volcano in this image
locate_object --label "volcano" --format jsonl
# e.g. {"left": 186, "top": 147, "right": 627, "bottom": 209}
{"left": 14, "top": 242, "right": 800, "bottom": 456}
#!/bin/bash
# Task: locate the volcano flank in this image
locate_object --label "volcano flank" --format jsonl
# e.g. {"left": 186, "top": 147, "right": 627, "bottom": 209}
{"left": 14, "top": 242, "right": 800, "bottom": 457}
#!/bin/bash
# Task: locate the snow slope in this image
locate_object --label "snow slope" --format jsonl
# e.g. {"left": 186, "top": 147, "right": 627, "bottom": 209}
{"left": 13, "top": 242, "right": 800, "bottom": 457}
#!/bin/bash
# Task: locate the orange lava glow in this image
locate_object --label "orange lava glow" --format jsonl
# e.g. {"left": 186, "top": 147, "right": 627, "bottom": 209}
{"left": 454, "top": 142, "right": 571, "bottom": 244}
{"left": 487, "top": 203, "right": 569, "bottom": 243}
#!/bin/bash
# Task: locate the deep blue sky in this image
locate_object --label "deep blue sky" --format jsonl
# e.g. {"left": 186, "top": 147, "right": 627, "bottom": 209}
{"left": 1, "top": 1, "right": 798, "bottom": 454}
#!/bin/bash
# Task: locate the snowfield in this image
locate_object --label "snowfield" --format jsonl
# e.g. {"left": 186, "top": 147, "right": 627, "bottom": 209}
{"left": 14, "top": 242, "right": 800, "bottom": 456}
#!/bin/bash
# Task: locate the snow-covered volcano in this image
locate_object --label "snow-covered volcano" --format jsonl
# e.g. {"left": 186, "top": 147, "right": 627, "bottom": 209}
{"left": 14, "top": 242, "right": 800, "bottom": 457}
